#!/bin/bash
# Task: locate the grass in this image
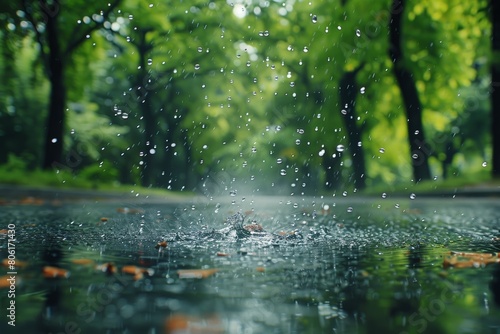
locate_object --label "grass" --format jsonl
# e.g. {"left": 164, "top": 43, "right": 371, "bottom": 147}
{"left": 0, "top": 156, "right": 191, "bottom": 199}
{"left": 361, "top": 171, "right": 499, "bottom": 196}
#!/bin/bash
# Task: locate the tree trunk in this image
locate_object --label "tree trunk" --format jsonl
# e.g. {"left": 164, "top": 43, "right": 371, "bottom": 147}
{"left": 322, "top": 150, "right": 342, "bottom": 190}
{"left": 42, "top": 8, "right": 66, "bottom": 170}
{"left": 389, "top": 0, "right": 431, "bottom": 182}
{"left": 339, "top": 65, "right": 366, "bottom": 190}
{"left": 492, "top": 0, "right": 500, "bottom": 177}
{"left": 135, "top": 30, "right": 156, "bottom": 187}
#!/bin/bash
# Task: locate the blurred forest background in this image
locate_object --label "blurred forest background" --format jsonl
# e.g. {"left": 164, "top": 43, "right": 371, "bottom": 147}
{"left": 0, "top": 0, "right": 497, "bottom": 195}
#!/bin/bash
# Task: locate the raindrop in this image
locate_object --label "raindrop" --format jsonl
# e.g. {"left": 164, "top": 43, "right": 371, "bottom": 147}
{"left": 381, "top": 192, "right": 387, "bottom": 199}
{"left": 318, "top": 149, "right": 325, "bottom": 157}
{"left": 355, "top": 29, "right": 361, "bottom": 37}
{"left": 311, "top": 15, "right": 317, "bottom": 23}
{"left": 295, "top": 139, "right": 301, "bottom": 145}
{"left": 414, "top": 130, "right": 420, "bottom": 135}
{"left": 194, "top": 64, "right": 200, "bottom": 70}
{"left": 51, "top": 138, "right": 58, "bottom": 143}
{"left": 290, "top": 82, "right": 295, "bottom": 87}
{"left": 341, "top": 109, "right": 347, "bottom": 115}
{"left": 197, "top": 47, "right": 203, "bottom": 52}
{"left": 149, "top": 148, "right": 156, "bottom": 154}
{"left": 337, "top": 25, "right": 342, "bottom": 30}
{"left": 230, "top": 190, "right": 237, "bottom": 196}
{"left": 347, "top": 207, "right": 353, "bottom": 213}
{"left": 342, "top": 191, "right": 348, "bottom": 197}
{"left": 251, "top": 146, "right": 257, "bottom": 153}
{"left": 410, "top": 193, "right": 416, "bottom": 200}
{"left": 277, "top": 158, "right": 283, "bottom": 164}
{"left": 379, "top": 148, "right": 385, "bottom": 154}
{"left": 121, "top": 113, "right": 129, "bottom": 119}
{"left": 303, "top": 46, "right": 309, "bottom": 53}
{"left": 336, "top": 144, "right": 345, "bottom": 152}
{"left": 280, "top": 169, "right": 287, "bottom": 176}
{"left": 360, "top": 87, "right": 366, "bottom": 94}
{"left": 482, "top": 161, "right": 488, "bottom": 167}
{"left": 147, "top": 58, "right": 153, "bottom": 65}
{"left": 357, "top": 141, "right": 362, "bottom": 147}
{"left": 412, "top": 153, "right": 419, "bottom": 160}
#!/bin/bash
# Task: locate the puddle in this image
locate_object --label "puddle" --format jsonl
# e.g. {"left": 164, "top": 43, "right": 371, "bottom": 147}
{"left": 1, "top": 196, "right": 499, "bottom": 333}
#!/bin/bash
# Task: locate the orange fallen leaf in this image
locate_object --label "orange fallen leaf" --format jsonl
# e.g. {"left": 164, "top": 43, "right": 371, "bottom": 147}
{"left": 122, "top": 265, "right": 154, "bottom": 276}
{"left": 177, "top": 268, "right": 218, "bottom": 279}
{"left": 2, "top": 259, "right": 28, "bottom": 268}
{"left": 71, "top": 259, "right": 95, "bottom": 265}
{"left": 216, "top": 252, "right": 230, "bottom": 257}
{"left": 100, "top": 217, "right": 108, "bottom": 222}
{"left": 0, "top": 275, "right": 19, "bottom": 289}
{"left": 155, "top": 241, "right": 167, "bottom": 249}
{"left": 0, "top": 229, "right": 8, "bottom": 235}
{"left": 256, "top": 266, "right": 265, "bottom": 272}
{"left": 43, "top": 266, "right": 70, "bottom": 279}
{"left": 443, "top": 251, "right": 500, "bottom": 269}
{"left": 164, "top": 314, "right": 223, "bottom": 334}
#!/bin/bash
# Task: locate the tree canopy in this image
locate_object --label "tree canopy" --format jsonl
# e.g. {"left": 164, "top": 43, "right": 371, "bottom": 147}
{"left": 0, "top": 0, "right": 493, "bottom": 194}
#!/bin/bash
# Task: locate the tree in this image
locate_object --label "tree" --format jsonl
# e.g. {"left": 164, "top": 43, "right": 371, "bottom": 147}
{"left": 17, "top": 0, "right": 121, "bottom": 170}
{"left": 339, "top": 64, "right": 366, "bottom": 189}
{"left": 388, "top": 0, "right": 431, "bottom": 182}
{"left": 492, "top": 0, "right": 500, "bottom": 177}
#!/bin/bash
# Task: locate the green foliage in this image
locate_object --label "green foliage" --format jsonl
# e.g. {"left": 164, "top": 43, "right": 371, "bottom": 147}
{"left": 0, "top": 0, "right": 494, "bottom": 193}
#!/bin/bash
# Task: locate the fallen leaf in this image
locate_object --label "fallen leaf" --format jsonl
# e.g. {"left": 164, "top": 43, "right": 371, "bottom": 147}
{"left": 43, "top": 266, "right": 70, "bottom": 279}
{"left": 177, "top": 268, "right": 218, "bottom": 279}
{"left": 71, "top": 259, "right": 94, "bottom": 265}
{"left": 2, "top": 259, "right": 28, "bottom": 268}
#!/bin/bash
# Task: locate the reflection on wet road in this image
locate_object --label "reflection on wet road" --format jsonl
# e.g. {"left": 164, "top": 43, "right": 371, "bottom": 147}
{"left": 1, "top": 196, "right": 499, "bottom": 333}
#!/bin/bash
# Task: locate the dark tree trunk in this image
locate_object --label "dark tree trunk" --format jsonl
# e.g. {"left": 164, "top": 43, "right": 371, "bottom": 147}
{"left": 135, "top": 29, "right": 156, "bottom": 187}
{"left": 389, "top": 0, "right": 431, "bottom": 182}
{"left": 492, "top": 0, "right": 500, "bottom": 177}
{"left": 322, "top": 150, "right": 342, "bottom": 190}
{"left": 42, "top": 7, "right": 66, "bottom": 169}
{"left": 339, "top": 65, "right": 366, "bottom": 190}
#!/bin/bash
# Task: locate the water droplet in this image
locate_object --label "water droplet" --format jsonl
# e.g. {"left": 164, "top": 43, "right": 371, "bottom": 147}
{"left": 410, "top": 193, "right": 416, "bottom": 200}
{"left": 342, "top": 191, "right": 348, "bottom": 197}
{"left": 336, "top": 144, "right": 345, "bottom": 152}
{"left": 311, "top": 15, "right": 317, "bottom": 23}
{"left": 381, "top": 192, "right": 387, "bottom": 199}
{"left": 51, "top": 138, "right": 58, "bottom": 143}
{"left": 482, "top": 161, "right": 487, "bottom": 167}
{"left": 197, "top": 47, "right": 203, "bottom": 52}
{"left": 412, "top": 153, "right": 419, "bottom": 160}
{"left": 318, "top": 149, "right": 325, "bottom": 157}
{"left": 149, "top": 148, "right": 156, "bottom": 154}
{"left": 360, "top": 87, "right": 366, "bottom": 94}
{"left": 347, "top": 206, "right": 353, "bottom": 213}
{"left": 251, "top": 146, "right": 257, "bottom": 153}
{"left": 290, "top": 82, "right": 295, "bottom": 87}
{"left": 280, "top": 169, "right": 287, "bottom": 176}
{"left": 147, "top": 58, "right": 153, "bottom": 65}
{"left": 379, "top": 148, "right": 385, "bottom": 154}
{"left": 303, "top": 46, "right": 309, "bottom": 53}
{"left": 414, "top": 130, "right": 420, "bottom": 135}
{"left": 295, "top": 139, "right": 301, "bottom": 145}
{"left": 121, "top": 113, "right": 129, "bottom": 119}
{"left": 341, "top": 109, "right": 347, "bottom": 115}
{"left": 357, "top": 141, "right": 362, "bottom": 147}
{"left": 337, "top": 25, "right": 342, "bottom": 30}
{"left": 355, "top": 29, "right": 361, "bottom": 37}
{"left": 194, "top": 64, "right": 200, "bottom": 70}
{"left": 230, "top": 190, "right": 237, "bottom": 196}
